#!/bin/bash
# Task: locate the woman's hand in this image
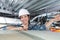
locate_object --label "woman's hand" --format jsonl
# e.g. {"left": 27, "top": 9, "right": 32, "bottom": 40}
{"left": 45, "top": 19, "right": 55, "bottom": 27}
{"left": 23, "top": 26, "right": 28, "bottom": 31}
{"left": 18, "top": 27, "right": 23, "bottom": 31}
{"left": 54, "top": 14, "right": 60, "bottom": 21}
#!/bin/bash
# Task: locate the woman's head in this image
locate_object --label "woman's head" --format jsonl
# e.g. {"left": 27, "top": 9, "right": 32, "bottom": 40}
{"left": 20, "top": 15, "right": 30, "bottom": 24}
{"left": 19, "top": 9, "right": 30, "bottom": 24}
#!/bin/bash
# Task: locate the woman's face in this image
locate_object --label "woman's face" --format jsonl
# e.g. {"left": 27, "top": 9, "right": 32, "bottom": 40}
{"left": 20, "top": 15, "right": 29, "bottom": 24}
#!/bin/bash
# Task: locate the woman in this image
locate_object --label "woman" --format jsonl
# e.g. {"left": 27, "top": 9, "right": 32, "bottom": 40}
{"left": 7, "top": 9, "right": 46, "bottom": 31}
{"left": 7, "top": 9, "right": 60, "bottom": 31}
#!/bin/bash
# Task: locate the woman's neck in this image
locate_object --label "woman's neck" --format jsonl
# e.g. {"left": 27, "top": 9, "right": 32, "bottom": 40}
{"left": 23, "top": 23, "right": 29, "bottom": 26}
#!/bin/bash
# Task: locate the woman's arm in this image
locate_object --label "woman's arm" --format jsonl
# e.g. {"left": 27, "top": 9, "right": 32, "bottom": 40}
{"left": 7, "top": 26, "right": 23, "bottom": 31}
{"left": 45, "top": 14, "right": 60, "bottom": 29}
